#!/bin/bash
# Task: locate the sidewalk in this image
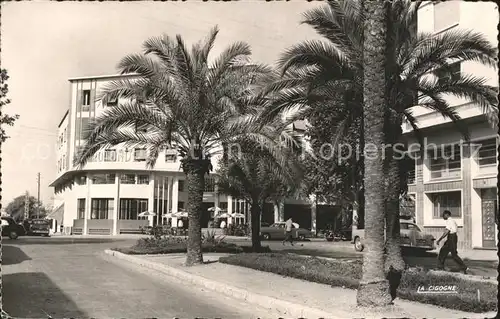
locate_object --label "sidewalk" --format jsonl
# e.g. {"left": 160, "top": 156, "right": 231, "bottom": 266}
{"left": 105, "top": 250, "right": 496, "bottom": 319}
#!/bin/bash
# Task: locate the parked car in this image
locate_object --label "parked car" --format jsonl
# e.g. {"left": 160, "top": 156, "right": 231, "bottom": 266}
{"left": 260, "top": 222, "right": 313, "bottom": 241}
{"left": 27, "top": 219, "right": 51, "bottom": 236}
{"left": 351, "top": 220, "right": 435, "bottom": 252}
{"left": 1, "top": 216, "right": 21, "bottom": 239}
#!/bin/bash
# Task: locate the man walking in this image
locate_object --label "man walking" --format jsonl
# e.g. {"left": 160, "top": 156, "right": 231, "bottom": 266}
{"left": 436, "top": 210, "right": 468, "bottom": 274}
{"left": 282, "top": 217, "right": 294, "bottom": 246}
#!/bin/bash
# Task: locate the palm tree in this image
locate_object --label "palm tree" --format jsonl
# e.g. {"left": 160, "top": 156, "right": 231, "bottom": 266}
{"left": 217, "top": 119, "right": 304, "bottom": 251}
{"left": 355, "top": 0, "right": 393, "bottom": 306}
{"left": 257, "top": 0, "right": 497, "bottom": 298}
{"left": 74, "top": 26, "right": 287, "bottom": 266}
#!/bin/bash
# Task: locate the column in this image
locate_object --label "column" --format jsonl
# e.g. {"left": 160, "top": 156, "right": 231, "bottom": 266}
{"left": 227, "top": 196, "right": 233, "bottom": 225}
{"left": 112, "top": 174, "right": 120, "bottom": 235}
{"left": 161, "top": 176, "right": 166, "bottom": 225}
{"left": 462, "top": 144, "right": 473, "bottom": 249}
{"left": 171, "top": 176, "right": 179, "bottom": 227}
{"left": 83, "top": 174, "right": 91, "bottom": 235}
{"left": 148, "top": 173, "right": 155, "bottom": 227}
{"left": 310, "top": 194, "right": 317, "bottom": 234}
{"left": 214, "top": 177, "right": 220, "bottom": 209}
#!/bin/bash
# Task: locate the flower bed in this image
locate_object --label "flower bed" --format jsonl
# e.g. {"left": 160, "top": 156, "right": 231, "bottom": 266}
{"left": 219, "top": 253, "right": 497, "bottom": 313}
{"left": 113, "top": 235, "right": 271, "bottom": 255}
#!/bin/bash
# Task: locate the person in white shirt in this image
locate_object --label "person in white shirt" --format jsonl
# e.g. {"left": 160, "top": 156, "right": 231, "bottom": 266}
{"left": 220, "top": 220, "right": 226, "bottom": 229}
{"left": 436, "top": 210, "right": 467, "bottom": 273}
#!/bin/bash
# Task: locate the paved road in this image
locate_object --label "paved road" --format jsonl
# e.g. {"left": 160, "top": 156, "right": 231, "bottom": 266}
{"left": 2, "top": 238, "right": 277, "bottom": 318}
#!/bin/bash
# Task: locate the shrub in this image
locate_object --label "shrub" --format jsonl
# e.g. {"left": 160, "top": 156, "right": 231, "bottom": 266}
{"left": 219, "top": 253, "right": 497, "bottom": 313}
{"left": 224, "top": 223, "right": 250, "bottom": 236}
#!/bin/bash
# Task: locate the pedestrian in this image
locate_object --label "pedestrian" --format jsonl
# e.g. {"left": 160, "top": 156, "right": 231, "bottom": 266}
{"left": 220, "top": 220, "right": 226, "bottom": 229}
{"left": 282, "top": 217, "right": 294, "bottom": 246}
{"left": 436, "top": 210, "right": 468, "bottom": 274}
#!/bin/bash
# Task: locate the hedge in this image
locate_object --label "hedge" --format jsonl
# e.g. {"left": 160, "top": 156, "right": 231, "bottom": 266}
{"left": 219, "top": 253, "right": 497, "bottom": 313}
{"left": 113, "top": 236, "right": 271, "bottom": 255}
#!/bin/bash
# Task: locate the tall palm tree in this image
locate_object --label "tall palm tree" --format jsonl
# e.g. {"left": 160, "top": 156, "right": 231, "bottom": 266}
{"left": 74, "top": 26, "right": 287, "bottom": 266}
{"left": 217, "top": 118, "right": 304, "bottom": 250}
{"left": 257, "top": 0, "right": 497, "bottom": 298}
{"left": 356, "top": 0, "right": 392, "bottom": 306}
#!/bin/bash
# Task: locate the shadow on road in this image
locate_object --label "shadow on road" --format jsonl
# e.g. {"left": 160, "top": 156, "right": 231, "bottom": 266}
{"left": 2, "top": 245, "right": 32, "bottom": 265}
{"left": 3, "top": 272, "right": 88, "bottom": 318}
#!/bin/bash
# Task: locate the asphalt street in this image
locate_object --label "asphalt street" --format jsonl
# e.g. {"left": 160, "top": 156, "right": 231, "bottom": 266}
{"left": 2, "top": 238, "right": 277, "bottom": 319}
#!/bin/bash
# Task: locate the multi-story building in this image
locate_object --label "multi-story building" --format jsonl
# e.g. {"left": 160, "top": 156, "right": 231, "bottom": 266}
{"left": 405, "top": 1, "right": 498, "bottom": 249}
{"left": 50, "top": 74, "right": 318, "bottom": 235}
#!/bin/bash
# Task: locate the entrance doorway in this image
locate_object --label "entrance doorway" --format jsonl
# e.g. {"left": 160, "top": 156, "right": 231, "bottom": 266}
{"left": 481, "top": 188, "right": 497, "bottom": 248}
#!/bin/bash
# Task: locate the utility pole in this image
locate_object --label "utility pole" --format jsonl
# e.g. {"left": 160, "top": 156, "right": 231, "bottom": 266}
{"left": 37, "top": 172, "right": 41, "bottom": 219}
{"left": 24, "top": 191, "right": 30, "bottom": 220}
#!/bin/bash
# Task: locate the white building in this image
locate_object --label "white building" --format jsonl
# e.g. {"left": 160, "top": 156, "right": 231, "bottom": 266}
{"left": 50, "top": 74, "right": 316, "bottom": 235}
{"left": 405, "top": 1, "right": 498, "bottom": 249}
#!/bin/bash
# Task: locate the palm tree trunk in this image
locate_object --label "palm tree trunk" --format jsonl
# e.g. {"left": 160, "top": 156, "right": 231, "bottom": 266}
{"left": 250, "top": 200, "right": 262, "bottom": 251}
{"left": 182, "top": 158, "right": 211, "bottom": 266}
{"left": 384, "top": 117, "right": 406, "bottom": 300}
{"left": 356, "top": 0, "right": 392, "bottom": 306}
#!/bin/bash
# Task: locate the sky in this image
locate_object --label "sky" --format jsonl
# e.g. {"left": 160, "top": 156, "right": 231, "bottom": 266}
{"left": 1, "top": 0, "right": 321, "bottom": 208}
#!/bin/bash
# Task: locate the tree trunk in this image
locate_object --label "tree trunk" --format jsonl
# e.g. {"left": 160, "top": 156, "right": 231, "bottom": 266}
{"left": 356, "top": 0, "right": 392, "bottom": 306}
{"left": 250, "top": 200, "right": 262, "bottom": 251}
{"left": 182, "top": 158, "right": 211, "bottom": 266}
{"left": 310, "top": 194, "right": 317, "bottom": 235}
{"left": 384, "top": 117, "right": 406, "bottom": 300}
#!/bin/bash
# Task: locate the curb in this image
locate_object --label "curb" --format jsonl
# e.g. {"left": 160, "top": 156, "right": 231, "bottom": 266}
{"left": 104, "top": 249, "right": 335, "bottom": 318}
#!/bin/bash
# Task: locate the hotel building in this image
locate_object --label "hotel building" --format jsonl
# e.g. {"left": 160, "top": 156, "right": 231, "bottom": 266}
{"left": 404, "top": 1, "right": 498, "bottom": 249}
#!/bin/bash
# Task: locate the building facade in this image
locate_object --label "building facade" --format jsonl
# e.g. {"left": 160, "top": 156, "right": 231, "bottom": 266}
{"left": 50, "top": 74, "right": 316, "bottom": 235}
{"left": 405, "top": 1, "right": 498, "bottom": 249}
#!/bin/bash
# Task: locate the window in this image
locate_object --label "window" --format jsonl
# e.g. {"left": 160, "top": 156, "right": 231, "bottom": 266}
{"left": 433, "top": 1, "right": 459, "bottom": 32}
{"left": 82, "top": 90, "right": 91, "bottom": 106}
{"left": 477, "top": 138, "right": 497, "bottom": 166}
{"left": 178, "top": 180, "right": 185, "bottom": 192}
{"left": 431, "top": 191, "right": 462, "bottom": 218}
{"left": 82, "top": 90, "right": 91, "bottom": 112}
{"left": 404, "top": 154, "right": 417, "bottom": 184}
{"left": 435, "top": 62, "right": 461, "bottom": 83}
{"left": 204, "top": 177, "right": 215, "bottom": 192}
{"left": 219, "top": 202, "right": 228, "bottom": 210}
{"left": 75, "top": 175, "right": 87, "bottom": 185}
{"left": 121, "top": 174, "right": 136, "bottom": 184}
{"left": 77, "top": 199, "right": 86, "bottom": 219}
{"left": 119, "top": 198, "right": 148, "bottom": 220}
{"left": 134, "top": 148, "right": 147, "bottom": 161}
{"left": 104, "top": 149, "right": 117, "bottom": 162}
{"left": 137, "top": 175, "right": 149, "bottom": 185}
{"left": 90, "top": 198, "right": 113, "bottom": 219}
{"left": 165, "top": 149, "right": 177, "bottom": 163}
{"left": 62, "top": 155, "right": 66, "bottom": 170}
{"left": 63, "top": 128, "right": 67, "bottom": 143}
{"left": 428, "top": 144, "right": 461, "bottom": 179}
{"left": 79, "top": 118, "right": 90, "bottom": 140}
{"left": 92, "top": 174, "right": 116, "bottom": 184}
{"left": 178, "top": 202, "right": 185, "bottom": 209}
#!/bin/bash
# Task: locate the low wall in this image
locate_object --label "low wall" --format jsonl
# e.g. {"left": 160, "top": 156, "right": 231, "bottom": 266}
{"left": 118, "top": 220, "right": 149, "bottom": 234}
{"left": 72, "top": 219, "right": 84, "bottom": 235}
{"left": 87, "top": 219, "right": 113, "bottom": 235}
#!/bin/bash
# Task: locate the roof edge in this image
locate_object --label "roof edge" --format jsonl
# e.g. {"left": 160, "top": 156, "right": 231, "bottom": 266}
{"left": 68, "top": 73, "right": 139, "bottom": 82}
